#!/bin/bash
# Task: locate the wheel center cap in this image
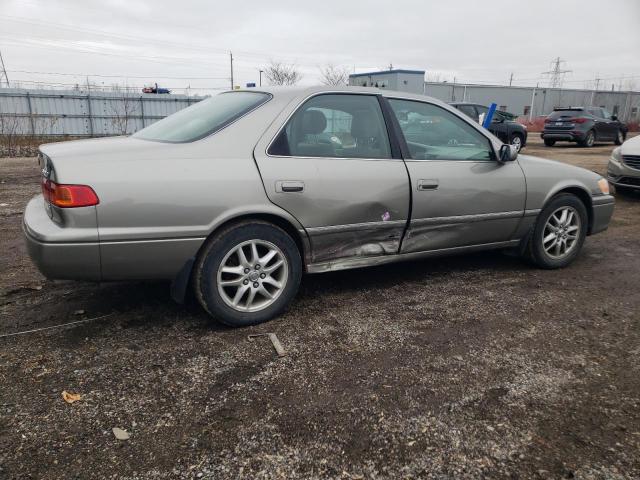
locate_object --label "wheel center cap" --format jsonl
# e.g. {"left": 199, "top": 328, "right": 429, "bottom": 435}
{"left": 248, "top": 271, "right": 260, "bottom": 282}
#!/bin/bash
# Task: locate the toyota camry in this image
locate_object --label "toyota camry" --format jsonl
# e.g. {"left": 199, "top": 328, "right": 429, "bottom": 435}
{"left": 24, "top": 86, "right": 615, "bottom": 326}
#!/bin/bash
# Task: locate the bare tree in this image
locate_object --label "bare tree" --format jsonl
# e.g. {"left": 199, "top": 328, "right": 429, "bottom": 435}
{"left": 425, "top": 72, "right": 445, "bottom": 83}
{"left": 0, "top": 114, "right": 25, "bottom": 157}
{"left": 263, "top": 61, "right": 303, "bottom": 86}
{"left": 319, "top": 64, "right": 350, "bottom": 86}
{"left": 109, "top": 86, "right": 140, "bottom": 135}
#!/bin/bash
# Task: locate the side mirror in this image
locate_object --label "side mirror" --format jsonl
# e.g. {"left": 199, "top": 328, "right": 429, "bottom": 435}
{"left": 611, "top": 115, "right": 618, "bottom": 121}
{"left": 499, "top": 144, "right": 518, "bottom": 162}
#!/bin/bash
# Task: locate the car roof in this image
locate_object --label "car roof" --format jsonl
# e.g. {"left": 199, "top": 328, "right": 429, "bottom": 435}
{"left": 553, "top": 107, "right": 585, "bottom": 111}
{"left": 225, "top": 85, "right": 450, "bottom": 105}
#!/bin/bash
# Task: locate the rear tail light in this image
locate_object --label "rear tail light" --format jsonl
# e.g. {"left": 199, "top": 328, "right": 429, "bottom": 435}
{"left": 545, "top": 117, "right": 588, "bottom": 124}
{"left": 41, "top": 179, "right": 99, "bottom": 208}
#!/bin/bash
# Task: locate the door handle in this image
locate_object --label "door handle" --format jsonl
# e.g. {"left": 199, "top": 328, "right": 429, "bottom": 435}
{"left": 417, "top": 179, "right": 439, "bottom": 191}
{"left": 276, "top": 180, "right": 305, "bottom": 193}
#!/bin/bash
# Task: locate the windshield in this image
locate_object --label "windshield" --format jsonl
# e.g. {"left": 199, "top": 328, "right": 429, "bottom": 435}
{"left": 133, "top": 91, "right": 271, "bottom": 143}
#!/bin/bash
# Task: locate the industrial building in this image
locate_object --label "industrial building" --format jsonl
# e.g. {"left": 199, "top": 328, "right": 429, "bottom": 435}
{"left": 349, "top": 70, "right": 640, "bottom": 122}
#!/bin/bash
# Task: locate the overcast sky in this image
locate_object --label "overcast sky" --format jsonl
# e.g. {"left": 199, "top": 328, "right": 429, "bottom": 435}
{"left": 1, "top": 0, "right": 639, "bottom": 95}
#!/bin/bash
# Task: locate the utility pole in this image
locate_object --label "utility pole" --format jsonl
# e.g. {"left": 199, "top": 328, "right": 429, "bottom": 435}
{"left": 0, "top": 49, "right": 9, "bottom": 87}
{"left": 529, "top": 83, "right": 538, "bottom": 122}
{"left": 259, "top": 69, "right": 263, "bottom": 87}
{"left": 590, "top": 77, "right": 600, "bottom": 106}
{"left": 541, "top": 57, "right": 572, "bottom": 88}
{"left": 509, "top": 72, "right": 513, "bottom": 87}
{"left": 229, "top": 51, "right": 234, "bottom": 90}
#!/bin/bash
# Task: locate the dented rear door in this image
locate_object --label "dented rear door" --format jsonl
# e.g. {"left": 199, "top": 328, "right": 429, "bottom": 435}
{"left": 253, "top": 92, "right": 410, "bottom": 265}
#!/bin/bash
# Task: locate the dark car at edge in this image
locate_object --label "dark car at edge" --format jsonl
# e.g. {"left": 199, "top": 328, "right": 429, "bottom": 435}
{"left": 450, "top": 102, "right": 528, "bottom": 152}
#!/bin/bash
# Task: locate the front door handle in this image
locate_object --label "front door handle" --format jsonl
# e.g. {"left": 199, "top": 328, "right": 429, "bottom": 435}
{"left": 276, "top": 180, "right": 305, "bottom": 193}
{"left": 417, "top": 179, "right": 439, "bottom": 191}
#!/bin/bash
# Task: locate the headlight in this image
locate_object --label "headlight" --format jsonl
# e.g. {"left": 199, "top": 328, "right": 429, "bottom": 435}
{"left": 611, "top": 147, "right": 622, "bottom": 163}
{"left": 597, "top": 178, "right": 610, "bottom": 195}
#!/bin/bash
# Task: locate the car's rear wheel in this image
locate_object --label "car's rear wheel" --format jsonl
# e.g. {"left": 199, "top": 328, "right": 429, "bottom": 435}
{"left": 524, "top": 193, "right": 588, "bottom": 269}
{"left": 194, "top": 221, "right": 302, "bottom": 327}
{"left": 579, "top": 130, "right": 595, "bottom": 147}
{"left": 614, "top": 129, "right": 625, "bottom": 145}
{"left": 510, "top": 133, "right": 524, "bottom": 152}
{"left": 543, "top": 138, "right": 556, "bottom": 147}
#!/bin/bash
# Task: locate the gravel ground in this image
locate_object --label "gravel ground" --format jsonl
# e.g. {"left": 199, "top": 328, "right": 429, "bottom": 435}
{"left": 1, "top": 136, "right": 639, "bottom": 479}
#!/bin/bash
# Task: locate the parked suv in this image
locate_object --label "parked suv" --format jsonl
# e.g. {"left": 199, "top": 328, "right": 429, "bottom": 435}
{"left": 450, "top": 102, "right": 528, "bottom": 151}
{"left": 541, "top": 107, "right": 627, "bottom": 147}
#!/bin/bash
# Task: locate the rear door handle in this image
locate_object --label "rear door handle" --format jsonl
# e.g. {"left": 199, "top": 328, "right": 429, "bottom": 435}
{"left": 276, "top": 180, "right": 305, "bottom": 193}
{"left": 417, "top": 179, "right": 439, "bottom": 191}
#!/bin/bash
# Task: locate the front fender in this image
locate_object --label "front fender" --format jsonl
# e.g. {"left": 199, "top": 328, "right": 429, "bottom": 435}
{"left": 517, "top": 154, "right": 602, "bottom": 211}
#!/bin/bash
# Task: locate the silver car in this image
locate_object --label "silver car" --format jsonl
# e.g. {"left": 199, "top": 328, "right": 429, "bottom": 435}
{"left": 607, "top": 134, "right": 640, "bottom": 192}
{"left": 24, "top": 86, "right": 615, "bottom": 326}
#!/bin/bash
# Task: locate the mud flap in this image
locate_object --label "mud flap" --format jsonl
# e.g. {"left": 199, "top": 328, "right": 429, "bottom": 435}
{"left": 170, "top": 257, "right": 195, "bottom": 304}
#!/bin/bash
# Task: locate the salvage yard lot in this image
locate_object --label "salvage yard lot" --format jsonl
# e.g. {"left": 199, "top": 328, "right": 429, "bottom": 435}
{"left": 1, "top": 137, "right": 639, "bottom": 479}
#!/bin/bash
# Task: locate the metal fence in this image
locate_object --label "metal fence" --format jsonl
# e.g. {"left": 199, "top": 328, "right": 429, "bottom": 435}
{"left": 0, "top": 88, "right": 206, "bottom": 137}
{"left": 424, "top": 82, "right": 640, "bottom": 123}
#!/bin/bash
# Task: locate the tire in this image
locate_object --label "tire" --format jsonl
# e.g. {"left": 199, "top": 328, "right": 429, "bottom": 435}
{"left": 524, "top": 193, "right": 588, "bottom": 269}
{"left": 614, "top": 129, "right": 625, "bottom": 145}
{"left": 579, "top": 130, "right": 595, "bottom": 148}
{"left": 544, "top": 138, "right": 556, "bottom": 147}
{"left": 510, "top": 133, "right": 524, "bottom": 152}
{"left": 194, "top": 221, "right": 302, "bottom": 327}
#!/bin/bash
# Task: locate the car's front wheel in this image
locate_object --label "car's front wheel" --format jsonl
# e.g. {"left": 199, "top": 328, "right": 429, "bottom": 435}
{"left": 524, "top": 193, "right": 588, "bottom": 269}
{"left": 544, "top": 138, "right": 556, "bottom": 147}
{"left": 614, "top": 129, "right": 625, "bottom": 145}
{"left": 510, "top": 133, "right": 524, "bottom": 152}
{"left": 194, "top": 221, "right": 302, "bottom": 327}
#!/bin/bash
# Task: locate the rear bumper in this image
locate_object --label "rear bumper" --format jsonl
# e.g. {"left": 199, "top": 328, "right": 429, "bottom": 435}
{"left": 590, "top": 195, "right": 615, "bottom": 235}
{"left": 541, "top": 131, "right": 586, "bottom": 142}
{"left": 23, "top": 196, "right": 101, "bottom": 280}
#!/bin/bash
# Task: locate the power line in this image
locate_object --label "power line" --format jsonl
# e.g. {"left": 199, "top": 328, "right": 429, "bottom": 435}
{"left": 0, "top": 14, "right": 326, "bottom": 69}
{"left": 7, "top": 78, "right": 227, "bottom": 91}
{"left": 6, "top": 69, "right": 229, "bottom": 80}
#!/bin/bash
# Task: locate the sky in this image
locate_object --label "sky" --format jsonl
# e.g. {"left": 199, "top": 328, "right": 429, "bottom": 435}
{"left": 1, "top": 0, "right": 639, "bottom": 95}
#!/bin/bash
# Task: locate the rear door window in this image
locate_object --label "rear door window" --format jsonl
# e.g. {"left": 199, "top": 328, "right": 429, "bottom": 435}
{"left": 268, "top": 94, "right": 392, "bottom": 159}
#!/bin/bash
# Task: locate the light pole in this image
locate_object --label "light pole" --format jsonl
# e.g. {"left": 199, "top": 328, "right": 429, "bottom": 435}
{"left": 259, "top": 69, "right": 264, "bottom": 87}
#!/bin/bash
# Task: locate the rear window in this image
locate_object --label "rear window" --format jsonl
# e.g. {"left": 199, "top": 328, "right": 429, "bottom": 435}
{"left": 134, "top": 91, "right": 271, "bottom": 143}
{"left": 548, "top": 110, "right": 584, "bottom": 120}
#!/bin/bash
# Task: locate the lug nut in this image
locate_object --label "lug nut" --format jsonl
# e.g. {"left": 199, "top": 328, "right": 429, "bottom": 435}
{"left": 243, "top": 279, "right": 249, "bottom": 285}
{"left": 253, "top": 282, "right": 259, "bottom": 288}
{"left": 260, "top": 273, "right": 266, "bottom": 279}
{"left": 255, "top": 264, "right": 261, "bottom": 270}
{"left": 244, "top": 268, "right": 250, "bottom": 274}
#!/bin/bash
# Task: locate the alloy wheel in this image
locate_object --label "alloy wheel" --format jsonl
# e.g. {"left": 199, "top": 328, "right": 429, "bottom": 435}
{"left": 511, "top": 136, "right": 522, "bottom": 152}
{"left": 586, "top": 131, "right": 595, "bottom": 147}
{"left": 542, "top": 206, "right": 581, "bottom": 259}
{"left": 217, "top": 239, "right": 288, "bottom": 312}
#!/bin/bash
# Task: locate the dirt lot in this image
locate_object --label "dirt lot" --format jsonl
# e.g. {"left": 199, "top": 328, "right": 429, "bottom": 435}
{"left": 1, "top": 136, "right": 639, "bottom": 479}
